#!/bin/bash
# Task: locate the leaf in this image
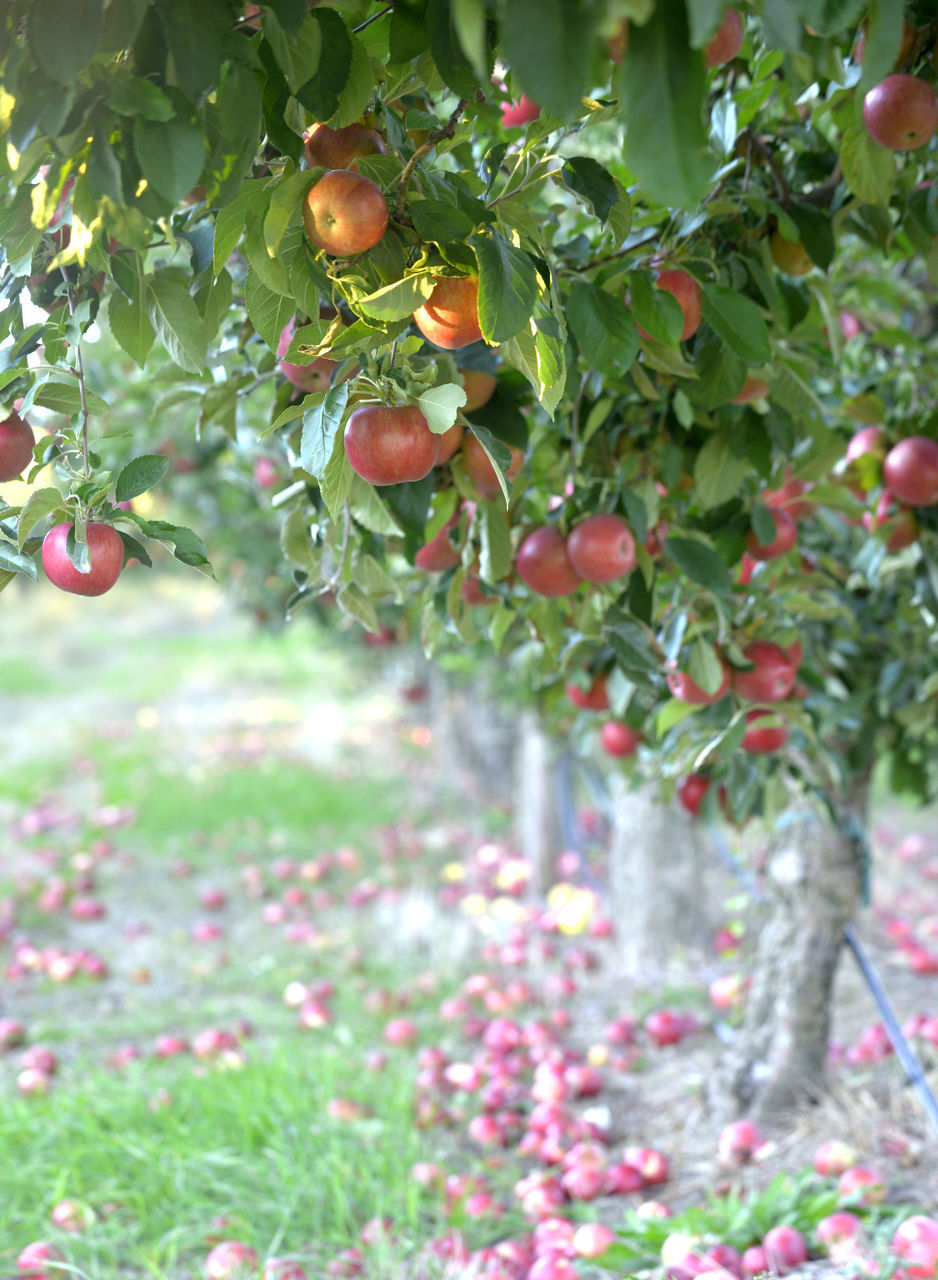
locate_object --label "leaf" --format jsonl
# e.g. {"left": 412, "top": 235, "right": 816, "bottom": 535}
{"left": 244, "top": 271, "right": 296, "bottom": 353}
{"left": 296, "top": 9, "right": 352, "bottom": 119}
{"left": 145, "top": 273, "right": 206, "bottom": 374}
{"left": 33, "top": 379, "right": 110, "bottom": 417}
{"left": 140, "top": 518, "right": 212, "bottom": 572}
{"left": 451, "top": 0, "right": 489, "bottom": 81}
{"left": 499, "top": 0, "right": 592, "bottom": 121}
{"left": 629, "top": 270, "right": 684, "bottom": 346}
{"left": 109, "top": 76, "right": 174, "bottom": 121}
{"left": 348, "top": 474, "right": 403, "bottom": 535}
{"left": 358, "top": 274, "right": 435, "bottom": 321}
{"left": 16, "top": 488, "right": 63, "bottom": 550}
{"left": 561, "top": 157, "right": 619, "bottom": 225}
{"left": 840, "top": 124, "right": 895, "bottom": 205}
{"left": 686, "top": 0, "right": 728, "bottom": 47}
{"left": 300, "top": 382, "right": 350, "bottom": 480}
{"left": 471, "top": 232, "right": 539, "bottom": 344}
{"left": 788, "top": 201, "right": 835, "bottom": 272}
{"left": 157, "top": 0, "right": 229, "bottom": 100}
{"left": 132, "top": 115, "right": 207, "bottom": 205}
{"left": 328, "top": 32, "right": 375, "bottom": 129}
{"left": 321, "top": 442, "right": 353, "bottom": 523}
{"left": 417, "top": 383, "right": 467, "bottom": 434}
{"left": 700, "top": 284, "right": 771, "bottom": 364}
{"left": 479, "top": 499, "right": 512, "bottom": 582}
{"left": 616, "top": 0, "right": 712, "bottom": 210}
{"left": 336, "top": 583, "right": 380, "bottom": 634}
{"left": 666, "top": 533, "right": 732, "bottom": 596}
{"left": 213, "top": 182, "right": 265, "bottom": 277}
{"left": 856, "top": 0, "right": 905, "bottom": 94}
{"left": 468, "top": 423, "right": 513, "bottom": 506}
{"left": 566, "top": 282, "right": 638, "bottom": 376}
{"left": 694, "top": 430, "right": 750, "bottom": 509}
{"left": 28, "top": 0, "right": 103, "bottom": 84}
{"left": 265, "top": 0, "right": 307, "bottom": 33}
{"left": 657, "top": 697, "right": 698, "bottom": 735}
{"left": 687, "top": 638, "right": 727, "bottom": 696}
{"left": 108, "top": 282, "right": 155, "bottom": 369}
{"left": 0, "top": 541, "right": 38, "bottom": 580}
{"left": 115, "top": 455, "right": 170, "bottom": 503}
{"left": 263, "top": 12, "right": 323, "bottom": 94}
{"left": 263, "top": 171, "right": 314, "bottom": 258}
{"left": 410, "top": 199, "right": 476, "bottom": 245}
{"left": 425, "top": 0, "right": 480, "bottom": 99}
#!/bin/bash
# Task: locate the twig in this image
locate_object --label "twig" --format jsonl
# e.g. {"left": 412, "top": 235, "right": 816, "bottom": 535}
{"left": 394, "top": 97, "right": 468, "bottom": 221}
{"left": 800, "top": 161, "right": 843, "bottom": 208}
{"left": 566, "top": 229, "right": 663, "bottom": 274}
{"left": 61, "top": 274, "right": 91, "bottom": 479}
{"left": 353, "top": 4, "right": 393, "bottom": 33}
{"left": 569, "top": 371, "right": 589, "bottom": 492}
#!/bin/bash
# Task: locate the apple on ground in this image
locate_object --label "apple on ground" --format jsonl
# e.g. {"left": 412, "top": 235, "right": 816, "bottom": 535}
{"left": 813, "top": 1139, "right": 857, "bottom": 1177}
{"left": 344, "top": 405, "right": 440, "bottom": 485}
{"left": 762, "top": 1225, "right": 808, "bottom": 1274}
{"left": 413, "top": 275, "right": 484, "bottom": 349}
{"left": 16, "top": 1240, "right": 66, "bottom": 1278}
{"left": 42, "top": 522, "right": 125, "bottom": 597}
{"left": 891, "top": 1214, "right": 938, "bottom": 1279}
{"left": 205, "top": 1240, "right": 259, "bottom": 1279}
{"left": 302, "top": 170, "right": 388, "bottom": 256}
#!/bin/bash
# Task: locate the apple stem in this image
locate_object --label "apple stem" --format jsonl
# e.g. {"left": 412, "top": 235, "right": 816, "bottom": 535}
{"left": 394, "top": 98, "right": 468, "bottom": 221}
{"left": 61, "top": 277, "right": 91, "bottom": 479}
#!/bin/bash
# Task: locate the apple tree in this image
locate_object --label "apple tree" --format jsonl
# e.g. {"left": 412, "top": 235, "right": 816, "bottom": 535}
{"left": 3, "top": 0, "right": 938, "bottom": 1115}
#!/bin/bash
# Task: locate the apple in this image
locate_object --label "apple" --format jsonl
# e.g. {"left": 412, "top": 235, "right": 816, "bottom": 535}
{"left": 205, "top": 1241, "right": 259, "bottom": 1279}
{"left": 460, "top": 433, "right": 523, "bottom": 497}
{"left": 435, "top": 421, "right": 463, "bottom": 464}
{"left": 460, "top": 369, "right": 497, "bottom": 412}
{"left": 732, "top": 641, "right": 796, "bottom": 702}
{"left": 846, "top": 424, "right": 888, "bottom": 466}
{"left": 704, "top": 8, "right": 744, "bottom": 68}
{"left": 644, "top": 1009, "right": 683, "bottom": 1046}
{"left": 302, "top": 170, "right": 388, "bottom": 256}
{"left": 413, "top": 275, "right": 484, "bottom": 350}
{"left": 263, "top": 1260, "right": 309, "bottom": 1280}
{"left": 709, "top": 973, "right": 748, "bottom": 1012}
{"left": 0, "top": 1017, "right": 27, "bottom": 1049}
{"left": 745, "top": 507, "right": 797, "bottom": 560}
{"left": 666, "top": 658, "right": 731, "bottom": 705}
{"left": 769, "top": 231, "right": 813, "bottom": 275}
{"left": 0, "top": 411, "right": 35, "bottom": 482}
{"left": 572, "top": 1223, "right": 615, "bottom": 1258}
{"left": 304, "top": 122, "right": 385, "bottom": 171}
{"left": 416, "top": 518, "right": 460, "bottom": 571}
{"left": 731, "top": 377, "right": 769, "bottom": 404}
{"left": 16, "top": 1241, "right": 66, "bottom": 1278}
{"left": 600, "top": 721, "right": 641, "bottom": 756}
{"left": 816, "top": 1210, "right": 863, "bottom": 1249}
{"left": 344, "top": 404, "right": 440, "bottom": 485}
{"left": 566, "top": 675, "right": 609, "bottom": 710}
{"left": 741, "top": 710, "right": 788, "bottom": 753}
{"left": 677, "top": 773, "right": 710, "bottom": 816}
{"left": 566, "top": 513, "right": 637, "bottom": 583}
{"left": 516, "top": 526, "right": 582, "bottom": 596}
{"left": 762, "top": 1226, "right": 807, "bottom": 1274}
{"left": 864, "top": 491, "right": 919, "bottom": 550}
{"left": 814, "top": 1139, "right": 857, "bottom": 1177}
{"left": 276, "top": 318, "right": 344, "bottom": 393}
{"left": 882, "top": 435, "right": 938, "bottom": 506}
{"left": 638, "top": 269, "right": 702, "bottom": 341}
{"left": 863, "top": 75, "right": 938, "bottom": 151}
{"left": 764, "top": 472, "right": 813, "bottom": 521}
{"left": 891, "top": 1215, "right": 938, "bottom": 1279}
{"left": 837, "top": 1164, "right": 886, "bottom": 1205}
{"left": 42, "top": 522, "right": 124, "bottom": 597}
{"left": 717, "top": 1119, "right": 764, "bottom": 1166}
{"left": 740, "top": 1245, "right": 768, "bottom": 1277}
{"left": 500, "top": 95, "right": 541, "bottom": 127}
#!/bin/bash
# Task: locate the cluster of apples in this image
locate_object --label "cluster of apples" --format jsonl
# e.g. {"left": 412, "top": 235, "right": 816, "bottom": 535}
{"left": 843, "top": 425, "right": 938, "bottom": 549}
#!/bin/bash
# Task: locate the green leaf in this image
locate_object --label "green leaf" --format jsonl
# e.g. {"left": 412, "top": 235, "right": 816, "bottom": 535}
{"left": 417, "top": 383, "right": 467, "bottom": 434}
{"left": 300, "top": 382, "right": 351, "bottom": 480}
{"left": 410, "top": 200, "right": 476, "bottom": 245}
{"left": 115, "top": 455, "right": 170, "bottom": 503}
{"left": 666, "top": 533, "right": 732, "bottom": 596}
{"left": 158, "top": 0, "right": 229, "bottom": 100}
{"left": 109, "top": 76, "right": 174, "bottom": 121}
{"left": 0, "top": 541, "right": 38, "bottom": 580}
{"left": 694, "top": 430, "right": 750, "bottom": 509}
{"left": 566, "top": 282, "right": 638, "bottom": 376}
{"left": 358, "top": 274, "right": 436, "bottom": 321}
{"left": 471, "top": 232, "right": 538, "bottom": 344}
{"left": 687, "top": 638, "right": 727, "bottom": 696}
{"left": 329, "top": 33, "right": 376, "bottom": 129}
{"left": 244, "top": 271, "right": 295, "bottom": 353}
{"left": 856, "top": 0, "right": 905, "bottom": 94}
{"left": 263, "top": 12, "right": 323, "bottom": 94}
{"left": 629, "top": 271, "right": 683, "bottom": 345}
{"left": 33, "top": 379, "right": 110, "bottom": 417}
{"left": 265, "top": 0, "right": 307, "bottom": 34}
{"left": 687, "top": 0, "right": 728, "bottom": 47}
{"left": 145, "top": 273, "right": 206, "bottom": 374}
{"left": 27, "top": 0, "right": 103, "bottom": 84}
{"left": 336, "top": 583, "right": 380, "bottom": 634}
{"left": 616, "top": 0, "right": 712, "bottom": 209}
{"left": 108, "top": 281, "right": 156, "bottom": 369}
{"left": 263, "top": 171, "right": 314, "bottom": 258}
{"left": 321, "top": 443, "right": 353, "bottom": 523}
{"left": 657, "top": 697, "right": 697, "bottom": 735}
{"left": 788, "top": 201, "right": 835, "bottom": 272}
{"left": 348, "top": 474, "right": 404, "bottom": 535}
{"left": 840, "top": 124, "right": 895, "bottom": 205}
{"left": 479, "top": 499, "right": 512, "bottom": 582}
{"left": 561, "top": 157, "right": 619, "bottom": 225}
{"left": 499, "top": 0, "right": 592, "bottom": 121}
{"left": 141, "top": 519, "right": 212, "bottom": 572}
{"left": 16, "top": 488, "right": 63, "bottom": 550}
{"left": 700, "top": 284, "right": 771, "bottom": 364}
{"left": 451, "top": 0, "right": 490, "bottom": 81}
{"left": 426, "top": 0, "right": 480, "bottom": 99}
{"left": 133, "top": 115, "right": 207, "bottom": 205}
{"left": 213, "top": 181, "right": 266, "bottom": 277}
{"left": 468, "top": 423, "right": 513, "bottom": 506}
{"left": 296, "top": 9, "right": 352, "bottom": 119}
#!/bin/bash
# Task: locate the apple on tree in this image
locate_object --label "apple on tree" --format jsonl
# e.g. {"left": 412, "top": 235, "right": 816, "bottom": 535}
{"left": 343, "top": 404, "right": 440, "bottom": 486}
{"left": 863, "top": 75, "right": 938, "bottom": 151}
{"left": 515, "top": 526, "right": 582, "bottom": 597}
{"left": 302, "top": 170, "right": 388, "bottom": 256}
{"left": 413, "top": 275, "right": 484, "bottom": 350}
{"left": 636, "top": 269, "right": 702, "bottom": 341}
{"left": 276, "top": 318, "right": 345, "bottom": 394}
{"left": 704, "top": 8, "right": 744, "bottom": 68}
{"left": 600, "top": 721, "right": 641, "bottom": 757}
{"left": 566, "top": 514, "right": 637, "bottom": 584}
{"left": 566, "top": 674, "right": 609, "bottom": 710}
{"left": 460, "top": 369, "right": 497, "bottom": 412}
{"left": 882, "top": 435, "right": 938, "bottom": 507}
{"left": 745, "top": 507, "right": 797, "bottom": 560}
{"left": 769, "top": 231, "right": 814, "bottom": 276}
{"left": 41, "top": 522, "right": 125, "bottom": 597}
{"left": 303, "top": 121, "right": 385, "bottom": 171}
{"left": 0, "top": 411, "right": 35, "bottom": 482}
{"left": 666, "top": 656, "right": 731, "bottom": 705}
{"left": 500, "top": 95, "right": 541, "bottom": 127}
{"left": 460, "top": 432, "right": 523, "bottom": 498}
{"left": 732, "top": 641, "right": 797, "bottom": 702}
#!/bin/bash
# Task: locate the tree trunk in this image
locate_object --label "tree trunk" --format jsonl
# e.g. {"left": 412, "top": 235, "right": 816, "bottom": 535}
{"left": 710, "top": 776, "right": 870, "bottom": 1123}
{"left": 515, "top": 709, "right": 561, "bottom": 896}
{"left": 426, "top": 665, "right": 516, "bottom": 807}
{"left": 607, "top": 773, "right": 713, "bottom": 982}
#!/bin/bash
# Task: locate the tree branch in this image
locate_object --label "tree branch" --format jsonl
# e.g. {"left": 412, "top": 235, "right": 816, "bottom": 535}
{"left": 394, "top": 97, "right": 468, "bottom": 221}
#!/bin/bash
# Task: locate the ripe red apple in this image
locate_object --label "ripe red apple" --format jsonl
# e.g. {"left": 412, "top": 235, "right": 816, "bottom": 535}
{"left": 304, "top": 122, "right": 385, "bottom": 171}
{"left": 863, "top": 75, "right": 938, "bottom": 151}
{"left": 837, "top": 1164, "right": 886, "bottom": 1205}
{"left": 764, "top": 473, "right": 812, "bottom": 520}
{"left": 344, "top": 404, "right": 440, "bottom": 485}
{"left": 882, "top": 435, "right": 938, "bottom": 506}
{"left": 732, "top": 641, "right": 796, "bottom": 702}
{"left": 717, "top": 1119, "right": 764, "bottom": 1166}
{"left": 500, "top": 95, "right": 541, "bottom": 127}
{"left": 302, "top": 170, "right": 388, "bottom": 256}
{"left": 566, "top": 513, "right": 637, "bottom": 583}
{"left": 704, "top": 8, "right": 744, "bottom": 68}
{"left": 416, "top": 518, "right": 460, "bottom": 571}
{"left": 435, "top": 421, "right": 463, "bottom": 464}
{"left": 638, "top": 269, "right": 702, "bottom": 341}
{"left": 600, "top": 721, "right": 641, "bottom": 757}
{"left": 816, "top": 1210, "right": 863, "bottom": 1249}
{"left": 205, "top": 1240, "right": 259, "bottom": 1279}
{"left": 814, "top": 1139, "right": 857, "bottom": 1178}
{"left": 16, "top": 1241, "right": 66, "bottom": 1278}
{"left": 572, "top": 1223, "right": 615, "bottom": 1258}
{"left": 263, "top": 1260, "right": 309, "bottom": 1280}
{"left": 864, "top": 491, "right": 919, "bottom": 550}
{"left": 745, "top": 507, "right": 797, "bottom": 560}
{"left": 846, "top": 424, "right": 888, "bottom": 466}
{"left": 762, "top": 1226, "right": 808, "bottom": 1274}
{"left": 413, "top": 275, "right": 484, "bottom": 350}
{"left": 666, "top": 658, "right": 731, "bottom": 705}
{"left": 460, "top": 432, "right": 523, "bottom": 497}
{"left": 677, "top": 774, "right": 710, "bottom": 816}
{"left": 0, "top": 410, "right": 35, "bottom": 481}
{"left": 460, "top": 368, "right": 497, "bottom": 412}
{"left": 42, "top": 522, "right": 124, "bottom": 597}
{"left": 566, "top": 675, "right": 609, "bottom": 710}
{"left": 276, "top": 318, "right": 344, "bottom": 393}
{"left": 516, "top": 526, "right": 582, "bottom": 597}
{"left": 741, "top": 710, "right": 788, "bottom": 754}
{"left": 891, "top": 1215, "right": 938, "bottom": 1279}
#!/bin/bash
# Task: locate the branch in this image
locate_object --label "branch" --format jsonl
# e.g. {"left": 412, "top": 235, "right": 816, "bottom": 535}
{"left": 394, "top": 97, "right": 468, "bottom": 221}
{"left": 800, "top": 161, "right": 843, "bottom": 208}
{"left": 353, "top": 4, "right": 393, "bottom": 33}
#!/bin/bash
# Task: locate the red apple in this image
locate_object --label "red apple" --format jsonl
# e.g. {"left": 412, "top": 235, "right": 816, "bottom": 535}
{"left": 302, "top": 170, "right": 388, "bottom": 256}
{"left": 263, "top": 1260, "right": 309, "bottom": 1280}
{"left": 741, "top": 710, "right": 788, "bottom": 754}
{"left": 837, "top": 1164, "right": 886, "bottom": 1205}
{"left": 762, "top": 1226, "right": 807, "bottom": 1274}
{"left": 276, "top": 318, "right": 344, "bottom": 393}
{"left": 600, "top": 721, "right": 641, "bottom": 757}
{"left": 705, "top": 8, "right": 744, "bottom": 68}
{"left": 764, "top": 473, "right": 812, "bottom": 520}
{"left": 460, "top": 433, "right": 523, "bottom": 497}
{"left": 717, "top": 1119, "right": 764, "bottom": 1166}
{"left": 572, "top": 1223, "right": 615, "bottom": 1258}
{"left": 882, "top": 435, "right": 938, "bottom": 506}
{"left": 16, "top": 1241, "right": 66, "bottom": 1279}
{"left": 666, "top": 658, "right": 731, "bottom": 705}
{"left": 816, "top": 1210, "right": 863, "bottom": 1249}
{"left": 42, "top": 522, "right": 124, "bottom": 597}
{"left": 460, "top": 369, "right": 497, "bottom": 412}
{"left": 205, "top": 1240, "right": 259, "bottom": 1279}
{"left": 745, "top": 507, "right": 797, "bottom": 560}
{"left": 416, "top": 518, "right": 460, "bottom": 571}
{"left": 413, "top": 275, "right": 484, "bottom": 350}
{"left": 846, "top": 425, "right": 888, "bottom": 466}
{"left": 814, "top": 1139, "right": 857, "bottom": 1178}
{"left": 677, "top": 774, "right": 710, "bottom": 816}
{"left": 566, "top": 513, "right": 637, "bottom": 583}
{"left": 863, "top": 74, "right": 938, "bottom": 151}
{"left": 516, "top": 526, "right": 582, "bottom": 597}
{"left": 500, "top": 95, "right": 541, "bottom": 127}
{"left": 891, "top": 1215, "right": 938, "bottom": 1279}
{"left": 566, "top": 675, "right": 609, "bottom": 710}
{"left": 344, "top": 404, "right": 440, "bottom": 485}
{"left": 304, "top": 122, "right": 385, "bottom": 171}
{"left": 638, "top": 269, "right": 702, "bottom": 341}
{"left": 732, "top": 641, "right": 796, "bottom": 702}
{"left": 0, "top": 411, "right": 35, "bottom": 481}
{"left": 864, "top": 491, "right": 919, "bottom": 550}
{"left": 435, "top": 421, "right": 463, "bottom": 464}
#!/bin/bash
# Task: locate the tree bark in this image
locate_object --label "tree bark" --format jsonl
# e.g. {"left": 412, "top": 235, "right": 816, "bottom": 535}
{"left": 607, "top": 773, "right": 714, "bottom": 981}
{"left": 710, "top": 775, "right": 870, "bottom": 1123}
{"left": 426, "top": 665, "right": 516, "bottom": 806}
{"left": 514, "top": 709, "right": 561, "bottom": 896}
